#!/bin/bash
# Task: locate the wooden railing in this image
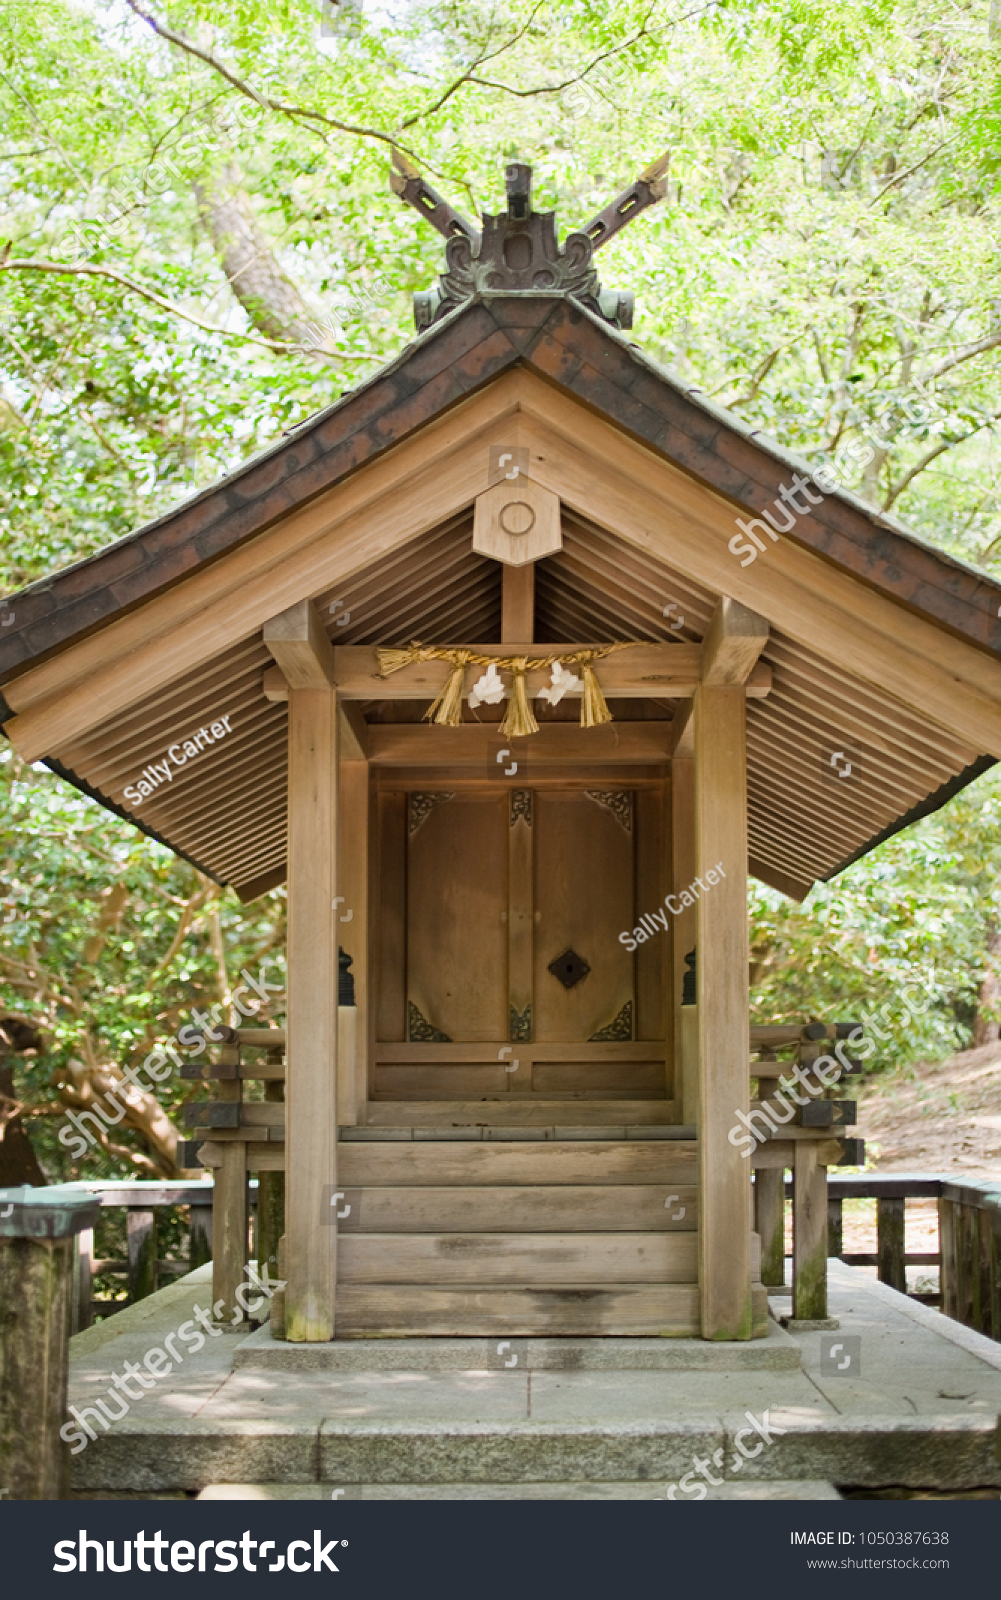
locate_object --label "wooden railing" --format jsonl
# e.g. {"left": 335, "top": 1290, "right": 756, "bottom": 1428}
{"left": 61, "top": 1179, "right": 215, "bottom": 1330}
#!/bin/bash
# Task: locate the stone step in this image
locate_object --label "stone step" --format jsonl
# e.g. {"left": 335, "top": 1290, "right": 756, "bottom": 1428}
{"left": 70, "top": 1416, "right": 1001, "bottom": 1495}
{"left": 234, "top": 1324, "right": 801, "bottom": 1371}
{"left": 197, "top": 1480, "right": 844, "bottom": 1501}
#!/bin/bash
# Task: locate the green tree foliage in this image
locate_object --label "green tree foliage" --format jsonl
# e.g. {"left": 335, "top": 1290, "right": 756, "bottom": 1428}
{"left": 1, "top": 0, "right": 1000, "bottom": 1174}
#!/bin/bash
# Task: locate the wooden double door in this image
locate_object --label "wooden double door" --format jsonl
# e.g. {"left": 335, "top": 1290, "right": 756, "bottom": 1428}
{"left": 374, "top": 781, "right": 671, "bottom": 1105}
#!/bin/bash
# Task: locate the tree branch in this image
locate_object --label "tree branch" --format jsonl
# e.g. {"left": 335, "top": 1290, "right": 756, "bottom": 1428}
{"left": 917, "top": 329, "right": 1001, "bottom": 384}
{"left": 882, "top": 409, "right": 1001, "bottom": 509}
{"left": 0, "top": 258, "right": 355, "bottom": 355}
{"left": 123, "top": 0, "right": 398, "bottom": 148}
{"left": 867, "top": 133, "right": 960, "bottom": 206}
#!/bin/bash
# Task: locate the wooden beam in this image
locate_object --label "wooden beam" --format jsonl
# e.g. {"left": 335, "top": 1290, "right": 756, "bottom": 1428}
{"left": 512, "top": 386, "right": 1001, "bottom": 756}
{"left": 364, "top": 722, "right": 672, "bottom": 766}
{"left": 330, "top": 643, "right": 771, "bottom": 701}
{"left": 695, "top": 682, "right": 752, "bottom": 1339}
{"left": 748, "top": 855, "right": 813, "bottom": 902}
{"left": 8, "top": 365, "right": 1001, "bottom": 766}
{"left": 502, "top": 564, "right": 535, "bottom": 643}
{"left": 701, "top": 597, "right": 770, "bottom": 686}
{"left": 263, "top": 600, "right": 336, "bottom": 690}
{"left": 669, "top": 700, "right": 694, "bottom": 759}
{"left": 2, "top": 374, "right": 525, "bottom": 757}
{"left": 339, "top": 703, "right": 368, "bottom": 762}
{"left": 285, "top": 684, "right": 338, "bottom": 1340}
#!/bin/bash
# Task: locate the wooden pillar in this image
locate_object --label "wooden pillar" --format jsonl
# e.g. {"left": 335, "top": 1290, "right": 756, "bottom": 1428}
{"left": 0, "top": 1191, "right": 99, "bottom": 1499}
{"left": 265, "top": 599, "right": 341, "bottom": 1344}
{"left": 188, "top": 1200, "right": 213, "bottom": 1272}
{"left": 126, "top": 1207, "right": 157, "bottom": 1303}
{"left": 285, "top": 683, "right": 338, "bottom": 1339}
{"left": 792, "top": 1141, "right": 828, "bottom": 1320}
{"left": 71, "top": 1226, "right": 94, "bottom": 1333}
{"left": 694, "top": 681, "right": 752, "bottom": 1338}
{"left": 211, "top": 1040, "right": 246, "bottom": 1322}
{"left": 877, "top": 1195, "right": 906, "bottom": 1295}
{"left": 338, "top": 748, "right": 369, "bottom": 1124}
{"left": 257, "top": 1049, "right": 286, "bottom": 1280}
{"left": 501, "top": 563, "right": 535, "bottom": 642}
{"left": 827, "top": 1193, "right": 843, "bottom": 1261}
{"left": 755, "top": 1168, "right": 785, "bottom": 1286}
{"left": 670, "top": 712, "right": 696, "bottom": 1125}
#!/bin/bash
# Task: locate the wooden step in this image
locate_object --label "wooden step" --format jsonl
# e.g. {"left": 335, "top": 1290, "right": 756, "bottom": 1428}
{"left": 333, "top": 1184, "right": 697, "bottom": 1232}
{"left": 338, "top": 1233, "right": 698, "bottom": 1284}
{"left": 333, "top": 1284, "right": 702, "bottom": 1337}
{"left": 373, "top": 1065, "right": 668, "bottom": 1099}
{"left": 364, "top": 1100, "right": 677, "bottom": 1127}
{"left": 338, "top": 1140, "right": 697, "bottom": 1187}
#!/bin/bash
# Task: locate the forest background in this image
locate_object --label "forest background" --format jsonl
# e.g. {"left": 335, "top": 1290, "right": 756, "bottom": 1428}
{"left": 2, "top": 0, "right": 1001, "bottom": 1184}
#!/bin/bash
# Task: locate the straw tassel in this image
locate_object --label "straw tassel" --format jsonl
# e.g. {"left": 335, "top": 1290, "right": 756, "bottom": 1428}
{"left": 498, "top": 658, "right": 539, "bottom": 738}
{"left": 377, "top": 641, "right": 430, "bottom": 677}
{"left": 576, "top": 651, "right": 614, "bottom": 728}
{"left": 425, "top": 651, "right": 473, "bottom": 726}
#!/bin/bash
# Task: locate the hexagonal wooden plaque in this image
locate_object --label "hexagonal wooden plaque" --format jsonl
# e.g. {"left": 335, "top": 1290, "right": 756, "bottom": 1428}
{"left": 472, "top": 478, "right": 562, "bottom": 567}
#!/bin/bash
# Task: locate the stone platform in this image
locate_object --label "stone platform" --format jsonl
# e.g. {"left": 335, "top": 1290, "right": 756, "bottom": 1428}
{"left": 67, "top": 1261, "right": 1001, "bottom": 1500}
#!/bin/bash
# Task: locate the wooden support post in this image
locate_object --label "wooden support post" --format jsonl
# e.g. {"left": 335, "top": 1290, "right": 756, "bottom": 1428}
{"left": 501, "top": 563, "right": 535, "bottom": 643}
{"left": 211, "top": 1040, "right": 246, "bottom": 1321}
{"left": 265, "top": 600, "right": 339, "bottom": 1343}
{"left": 0, "top": 1192, "right": 99, "bottom": 1499}
{"left": 212, "top": 1144, "right": 247, "bottom": 1321}
{"left": 71, "top": 1226, "right": 94, "bottom": 1333}
{"left": 188, "top": 1200, "right": 213, "bottom": 1272}
{"left": 877, "top": 1196, "right": 906, "bottom": 1294}
{"left": 792, "top": 1142, "right": 828, "bottom": 1321}
{"left": 339, "top": 757, "right": 369, "bottom": 1123}
{"left": 938, "top": 1195, "right": 956, "bottom": 1321}
{"left": 257, "top": 1049, "right": 286, "bottom": 1281}
{"left": 126, "top": 1208, "right": 157, "bottom": 1303}
{"left": 285, "top": 681, "right": 338, "bottom": 1339}
{"left": 508, "top": 788, "right": 533, "bottom": 1055}
{"left": 755, "top": 1168, "right": 785, "bottom": 1286}
{"left": 827, "top": 1194, "right": 843, "bottom": 1261}
{"left": 694, "top": 679, "right": 752, "bottom": 1339}
{"left": 987, "top": 1204, "right": 1001, "bottom": 1342}
{"left": 670, "top": 726, "right": 696, "bottom": 1124}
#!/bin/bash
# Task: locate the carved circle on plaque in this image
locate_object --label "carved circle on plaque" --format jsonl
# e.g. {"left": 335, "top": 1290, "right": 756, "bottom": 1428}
{"left": 498, "top": 500, "right": 537, "bottom": 536}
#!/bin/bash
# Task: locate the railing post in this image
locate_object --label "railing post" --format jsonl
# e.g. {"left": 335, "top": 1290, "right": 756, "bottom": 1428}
{"left": 188, "top": 1196, "right": 213, "bottom": 1271}
{"left": 754, "top": 1168, "right": 785, "bottom": 1286}
{"left": 257, "top": 1045, "right": 285, "bottom": 1285}
{"left": 827, "top": 1194, "right": 843, "bottom": 1261}
{"left": 0, "top": 1188, "right": 100, "bottom": 1498}
{"left": 792, "top": 1141, "right": 828, "bottom": 1321}
{"left": 877, "top": 1196, "right": 906, "bottom": 1293}
{"left": 939, "top": 1192, "right": 956, "bottom": 1320}
{"left": 126, "top": 1207, "right": 158, "bottom": 1303}
{"left": 71, "top": 1226, "right": 94, "bottom": 1333}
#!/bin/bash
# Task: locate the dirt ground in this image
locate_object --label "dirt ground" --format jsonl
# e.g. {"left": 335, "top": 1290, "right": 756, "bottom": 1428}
{"left": 791, "top": 1043, "right": 1001, "bottom": 1284}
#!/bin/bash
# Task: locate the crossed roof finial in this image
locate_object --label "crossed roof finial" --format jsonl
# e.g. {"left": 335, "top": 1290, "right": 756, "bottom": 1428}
{"left": 390, "top": 152, "right": 670, "bottom": 332}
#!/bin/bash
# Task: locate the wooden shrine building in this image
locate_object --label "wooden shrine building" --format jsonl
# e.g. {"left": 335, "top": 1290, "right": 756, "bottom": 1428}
{"left": 3, "top": 164, "right": 1001, "bottom": 1343}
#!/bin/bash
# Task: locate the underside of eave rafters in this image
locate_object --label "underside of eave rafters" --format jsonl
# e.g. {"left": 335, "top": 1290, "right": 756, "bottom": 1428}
{"left": 0, "top": 368, "right": 996, "bottom": 901}
{"left": 5, "top": 369, "right": 1001, "bottom": 771}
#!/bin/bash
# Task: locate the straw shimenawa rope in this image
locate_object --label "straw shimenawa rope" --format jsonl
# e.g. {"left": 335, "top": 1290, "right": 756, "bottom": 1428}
{"left": 376, "top": 642, "right": 634, "bottom": 737}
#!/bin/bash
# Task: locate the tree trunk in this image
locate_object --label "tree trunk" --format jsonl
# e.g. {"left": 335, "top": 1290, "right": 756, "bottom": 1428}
{"left": 0, "top": 1020, "right": 47, "bottom": 1187}
{"left": 193, "top": 162, "right": 332, "bottom": 352}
